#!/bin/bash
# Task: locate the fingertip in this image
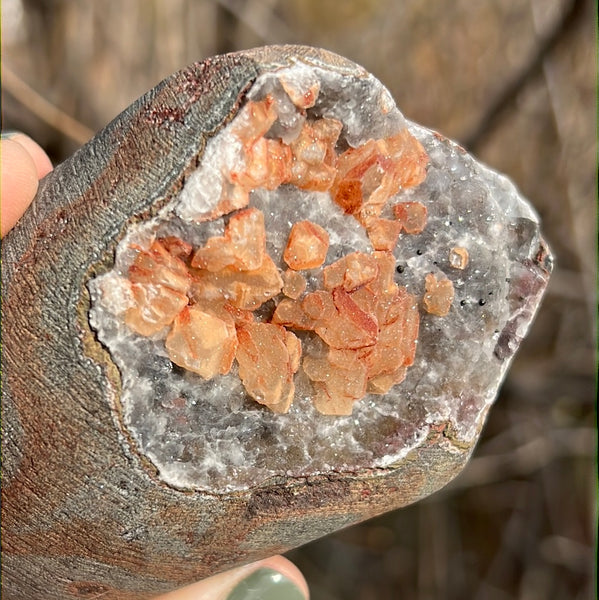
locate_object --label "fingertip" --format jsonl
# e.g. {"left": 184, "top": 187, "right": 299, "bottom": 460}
{"left": 155, "top": 555, "right": 309, "bottom": 600}
{"left": 9, "top": 133, "right": 54, "bottom": 179}
{"left": 253, "top": 555, "right": 309, "bottom": 599}
{"left": 1, "top": 139, "right": 40, "bottom": 237}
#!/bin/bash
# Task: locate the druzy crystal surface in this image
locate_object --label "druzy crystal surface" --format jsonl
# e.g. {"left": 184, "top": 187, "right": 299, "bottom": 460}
{"left": 88, "top": 61, "right": 551, "bottom": 492}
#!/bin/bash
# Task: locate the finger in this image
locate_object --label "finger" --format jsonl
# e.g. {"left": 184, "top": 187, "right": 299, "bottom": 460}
{"left": 10, "top": 133, "right": 54, "bottom": 179}
{"left": 1, "top": 138, "right": 40, "bottom": 237}
{"left": 155, "top": 556, "right": 308, "bottom": 600}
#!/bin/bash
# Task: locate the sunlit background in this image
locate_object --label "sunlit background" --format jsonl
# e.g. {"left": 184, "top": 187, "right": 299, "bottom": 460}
{"left": 2, "top": 1, "right": 595, "bottom": 598}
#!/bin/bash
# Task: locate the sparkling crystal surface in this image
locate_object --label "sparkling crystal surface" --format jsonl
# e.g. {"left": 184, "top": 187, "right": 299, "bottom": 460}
{"left": 88, "top": 62, "right": 550, "bottom": 492}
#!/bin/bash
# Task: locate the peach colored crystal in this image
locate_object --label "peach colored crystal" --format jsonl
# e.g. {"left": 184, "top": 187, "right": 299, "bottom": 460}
{"left": 125, "top": 284, "right": 189, "bottom": 337}
{"left": 303, "top": 349, "right": 368, "bottom": 416}
{"left": 125, "top": 240, "right": 191, "bottom": 336}
{"left": 232, "top": 96, "right": 278, "bottom": 147}
{"left": 158, "top": 236, "right": 193, "bottom": 259}
{"left": 315, "top": 287, "right": 379, "bottom": 350}
{"left": 165, "top": 305, "right": 237, "bottom": 378}
{"left": 323, "top": 252, "right": 379, "bottom": 291}
{"left": 230, "top": 96, "right": 294, "bottom": 192}
{"left": 302, "top": 291, "right": 336, "bottom": 321}
{"left": 235, "top": 322, "right": 300, "bottom": 413}
{"left": 192, "top": 97, "right": 279, "bottom": 222}
{"left": 283, "top": 220, "right": 330, "bottom": 270}
{"left": 393, "top": 201, "right": 428, "bottom": 234}
{"left": 282, "top": 269, "right": 307, "bottom": 299}
{"left": 287, "top": 119, "right": 342, "bottom": 192}
{"left": 449, "top": 246, "right": 469, "bottom": 270}
{"left": 280, "top": 76, "right": 320, "bottom": 109}
{"left": 190, "top": 253, "right": 283, "bottom": 311}
{"left": 191, "top": 207, "right": 266, "bottom": 272}
{"left": 365, "top": 218, "right": 403, "bottom": 251}
{"left": 129, "top": 240, "right": 191, "bottom": 293}
{"left": 232, "top": 137, "right": 292, "bottom": 191}
{"left": 272, "top": 297, "right": 317, "bottom": 330}
{"left": 423, "top": 273, "right": 455, "bottom": 317}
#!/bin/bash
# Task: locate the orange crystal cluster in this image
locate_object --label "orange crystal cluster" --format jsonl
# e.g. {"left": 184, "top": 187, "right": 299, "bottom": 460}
{"left": 122, "top": 93, "right": 435, "bottom": 415}
{"left": 273, "top": 252, "right": 419, "bottom": 415}
{"left": 194, "top": 96, "right": 344, "bottom": 223}
{"left": 125, "top": 209, "right": 299, "bottom": 413}
{"left": 331, "top": 130, "right": 429, "bottom": 251}
{"left": 192, "top": 96, "right": 428, "bottom": 251}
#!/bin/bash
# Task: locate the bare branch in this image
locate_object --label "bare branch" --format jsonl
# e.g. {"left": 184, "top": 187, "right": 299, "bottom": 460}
{"left": 2, "top": 65, "right": 94, "bottom": 145}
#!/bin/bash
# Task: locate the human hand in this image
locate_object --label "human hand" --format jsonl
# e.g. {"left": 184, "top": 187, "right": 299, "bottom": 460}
{"left": 0, "top": 130, "right": 309, "bottom": 600}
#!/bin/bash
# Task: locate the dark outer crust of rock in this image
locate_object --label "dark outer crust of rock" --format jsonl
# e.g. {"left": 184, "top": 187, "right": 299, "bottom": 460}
{"left": 1, "top": 46, "right": 481, "bottom": 599}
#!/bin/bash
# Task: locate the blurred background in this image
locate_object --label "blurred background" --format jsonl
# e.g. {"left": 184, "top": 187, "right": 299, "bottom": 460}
{"left": 2, "top": 0, "right": 596, "bottom": 598}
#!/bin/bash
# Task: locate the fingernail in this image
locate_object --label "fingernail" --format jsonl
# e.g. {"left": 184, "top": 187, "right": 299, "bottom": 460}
{"left": 227, "top": 568, "right": 305, "bottom": 600}
{"left": 1, "top": 130, "right": 20, "bottom": 139}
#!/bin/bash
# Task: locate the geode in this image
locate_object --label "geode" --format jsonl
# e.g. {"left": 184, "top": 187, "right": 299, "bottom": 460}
{"left": 1, "top": 46, "right": 552, "bottom": 599}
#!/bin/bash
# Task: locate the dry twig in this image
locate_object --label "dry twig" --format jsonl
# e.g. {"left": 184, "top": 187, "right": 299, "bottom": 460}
{"left": 2, "top": 65, "right": 93, "bottom": 145}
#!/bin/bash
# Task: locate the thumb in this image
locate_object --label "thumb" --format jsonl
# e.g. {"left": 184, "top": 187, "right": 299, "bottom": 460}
{"left": 154, "top": 556, "right": 308, "bottom": 600}
{"left": 1, "top": 132, "right": 53, "bottom": 237}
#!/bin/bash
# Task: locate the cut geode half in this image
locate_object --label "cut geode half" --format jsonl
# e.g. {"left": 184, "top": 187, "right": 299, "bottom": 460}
{"left": 1, "top": 46, "right": 552, "bottom": 598}
{"left": 86, "top": 56, "right": 551, "bottom": 493}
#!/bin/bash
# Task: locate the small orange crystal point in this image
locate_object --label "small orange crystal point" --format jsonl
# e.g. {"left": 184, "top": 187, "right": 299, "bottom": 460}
{"left": 287, "top": 118, "right": 342, "bottom": 192}
{"left": 236, "top": 322, "right": 300, "bottom": 413}
{"left": 230, "top": 95, "right": 294, "bottom": 192}
{"left": 382, "top": 129, "right": 428, "bottom": 189}
{"left": 283, "top": 220, "right": 330, "bottom": 270}
{"left": 158, "top": 236, "right": 193, "bottom": 259}
{"left": 314, "top": 287, "right": 379, "bottom": 350}
{"left": 165, "top": 305, "right": 238, "bottom": 378}
{"left": 232, "top": 95, "right": 277, "bottom": 147}
{"left": 323, "top": 252, "right": 379, "bottom": 292}
{"left": 192, "top": 207, "right": 266, "bottom": 272}
{"left": 449, "top": 246, "right": 469, "bottom": 270}
{"left": 304, "top": 349, "right": 368, "bottom": 416}
{"left": 302, "top": 290, "right": 336, "bottom": 321}
{"left": 129, "top": 240, "right": 191, "bottom": 293}
{"left": 125, "top": 284, "right": 188, "bottom": 337}
{"left": 366, "top": 218, "right": 403, "bottom": 252}
{"left": 333, "top": 179, "right": 363, "bottom": 215}
{"left": 233, "top": 137, "right": 292, "bottom": 191}
{"left": 282, "top": 269, "right": 307, "bottom": 299}
{"left": 272, "top": 297, "right": 316, "bottom": 330}
{"left": 360, "top": 286, "right": 419, "bottom": 394}
{"left": 393, "top": 201, "right": 428, "bottom": 234}
{"left": 423, "top": 273, "right": 455, "bottom": 317}
{"left": 331, "top": 128, "right": 428, "bottom": 228}
{"left": 280, "top": 76, "right": 320, "bottom": 109}
{"left": 125, "top": 240, "right": 191, "bottom": 336}
{"left": 191, "top": 253, "right": 283, "bottom": 310}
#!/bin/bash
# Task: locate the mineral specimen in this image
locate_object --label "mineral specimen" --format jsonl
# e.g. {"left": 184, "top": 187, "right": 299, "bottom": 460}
{"left": 82, "top": 53, "right": 551, "bottom": 493}
{"left": 2, "top": 46, "right": 552, "bottom": 598}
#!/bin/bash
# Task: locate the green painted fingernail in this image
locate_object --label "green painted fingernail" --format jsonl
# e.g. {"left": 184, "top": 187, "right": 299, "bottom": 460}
{"left": 227, "top": 568, "right": 305, "bottom": 600}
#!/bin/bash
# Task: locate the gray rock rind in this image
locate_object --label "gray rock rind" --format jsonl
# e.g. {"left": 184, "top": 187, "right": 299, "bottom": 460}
{"left": 1, "top": 45, "right": 551, "bottom": 600}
